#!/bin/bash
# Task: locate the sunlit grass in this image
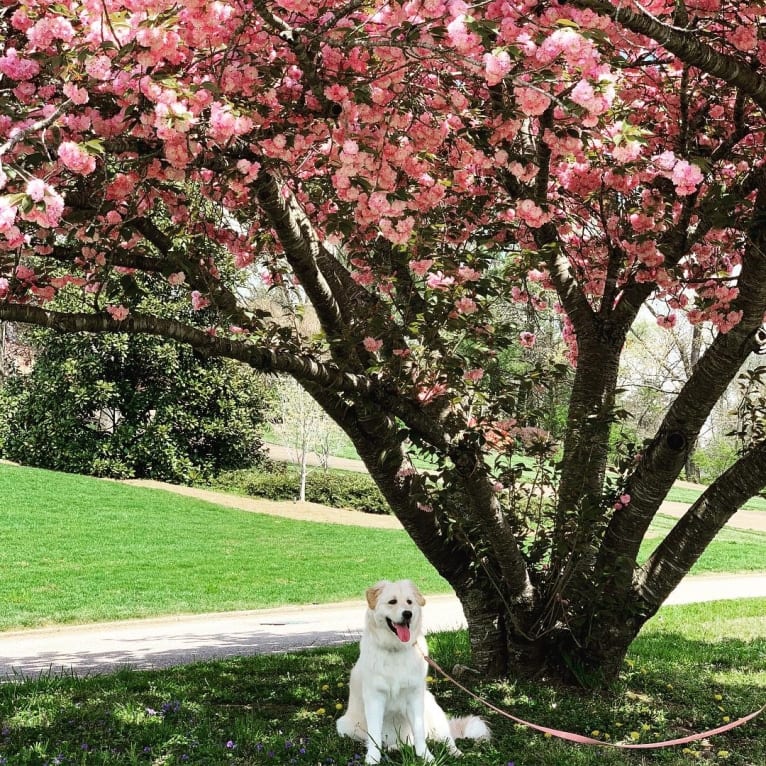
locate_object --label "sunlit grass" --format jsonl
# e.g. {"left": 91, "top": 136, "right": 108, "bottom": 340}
{"left": 0, "top": 463, "right": 449, "bottom": 630}
{"left": 2, "top": 463, "right": 765, "bottom": 631}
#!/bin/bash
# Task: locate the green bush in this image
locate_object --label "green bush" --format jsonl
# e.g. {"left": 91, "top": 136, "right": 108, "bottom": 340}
{"left": 2, "top": 328, "right": 271, "bottom": 484}
{"left": 212, "top": 465, "right": 390, "bottom": 515}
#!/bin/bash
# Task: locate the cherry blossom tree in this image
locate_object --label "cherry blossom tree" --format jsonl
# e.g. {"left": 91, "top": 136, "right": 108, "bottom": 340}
{"left": 2, "top": 0, "right": 766, "bottom": 684}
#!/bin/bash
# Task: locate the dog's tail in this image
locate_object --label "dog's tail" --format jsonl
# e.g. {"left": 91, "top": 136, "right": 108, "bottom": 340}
{"left": 449, "top": 715, "right": 491, "bottom": 741}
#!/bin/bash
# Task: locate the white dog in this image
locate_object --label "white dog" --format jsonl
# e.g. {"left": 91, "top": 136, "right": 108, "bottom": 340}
{"left": 336, "top": 579, "right": 490, "bottom": 764}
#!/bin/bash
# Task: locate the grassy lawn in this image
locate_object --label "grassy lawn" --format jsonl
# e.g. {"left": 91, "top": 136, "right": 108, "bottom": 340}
{"left": 1, "top": 598, "right": 764, "bottom": 765}
{"left": 2, "top": 463, "right": 766, "bottom": 631}
{"left": 0, "top": 464, "right": 449, "bottom": 630}
{"left": 665, "top": 485, "right": 766, "bottom": 513}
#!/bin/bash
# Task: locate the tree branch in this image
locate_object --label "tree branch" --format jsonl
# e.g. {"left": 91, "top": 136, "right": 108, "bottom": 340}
{"left": 0, "top": 302, "right": 360, "bottom": 392}
{"left": 566, "top": 0, "right": 766, "bottom": 111}
{"left": 635, "top": 437, "right": 766, "bottom": 610}
{"left": 0, "top": 100, "right": 72, "bottom": 161}
{"left": 595, "top": 178, "right": 766, "bottom": 583}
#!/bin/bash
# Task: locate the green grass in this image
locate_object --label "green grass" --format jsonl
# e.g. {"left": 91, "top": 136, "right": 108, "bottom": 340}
{"left": 2, "top": 463, "right": 765, "bottom": 631}
{"left": 0, "top": 463, "right": 448, "bottom": 630}
{"left": 1, "top": 598, "right": 764, "bottom": 765}
{"left": 665, "top": 485, "right": 766, "bottom": 513}
{"left": 641, "top": 514, "right": 766, "bottom": 574}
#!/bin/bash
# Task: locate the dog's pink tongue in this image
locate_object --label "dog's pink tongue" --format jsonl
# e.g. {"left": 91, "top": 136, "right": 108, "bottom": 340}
{"left": 394, "top": 623, "right": 410, "bottom": 643}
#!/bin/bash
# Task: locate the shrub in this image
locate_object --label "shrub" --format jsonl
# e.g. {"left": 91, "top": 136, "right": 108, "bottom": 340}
{"left": 2, "top": 329, "right": 271, "bottom": 484}
{"left": 212, "top": 465, "right": 390, "bottom": 514}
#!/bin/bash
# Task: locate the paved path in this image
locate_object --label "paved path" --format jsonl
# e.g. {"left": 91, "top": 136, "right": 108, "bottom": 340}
{"left": 122, "top": 479, "right": 402, "bottom": 528}
{"left": 3, "top": 575, "right": 766, "bottom": 680}
{"left": 260, "top": 444, "right": 766, "bottom": 533}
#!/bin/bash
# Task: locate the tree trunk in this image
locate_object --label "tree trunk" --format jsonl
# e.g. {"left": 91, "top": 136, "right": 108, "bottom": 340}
{"left": 298, "top": 450, "right": 307, "bottom": 502}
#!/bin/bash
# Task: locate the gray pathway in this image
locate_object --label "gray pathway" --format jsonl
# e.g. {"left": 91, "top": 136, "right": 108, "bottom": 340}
{"left": 3, "top": 575, "right": 766, "bottom": 680}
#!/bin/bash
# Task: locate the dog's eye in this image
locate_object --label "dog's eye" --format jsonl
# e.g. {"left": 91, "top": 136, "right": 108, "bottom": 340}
{"left": 406, "top": 599, "right": 412, "bottom": 605}
{"left": 388, "top": 598, "right": 397, "bottom": 605}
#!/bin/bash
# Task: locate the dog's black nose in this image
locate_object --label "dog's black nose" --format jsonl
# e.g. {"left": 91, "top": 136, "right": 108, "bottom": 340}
{"left": 402, "top": 610, "right": 412, "bottom": 621}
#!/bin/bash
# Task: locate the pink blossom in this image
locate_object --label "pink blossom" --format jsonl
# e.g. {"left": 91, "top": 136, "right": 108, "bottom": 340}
{"left": 32, "top": 285, "right": 56, "bottom": 302}
{"left": 19, "top": 184, "right": 64, "bottom": 228}
{"left": 515, "top": 199, "right": 550, "bottom": 228}
{"left": 0, "top": 48, "right": 40, "bottom": 80}
{"left": 464, "top": 368, "right": 484, "bottom": 382}
{"left": 728, "top": 25, "right": 757, "bottom": 52}
{"left": 570, "top": 76, "right": 614, "bottom": 116}
{"left": 454, "top": 296, "right": 477, "bottom": 314}
{"left": 15, "top": 264, "right": 36, "bottom": 282}
{"left": 324, "top": 84, "right": 349, "bottom": 102}
{"left": 612, "top": 141, "right": 642, "bottom": 164}
{"left": 63, "top": 82, "right": 89, "bottom": 105}
{"left": 379, "top": 216, "right": 415, "bottom": 246}
{"left": 446, "top": 15, "right": 481, "bottom": 54}
{"left": 0, "top": 277, "right": 9, "bottom": 298}
{"left": 85, "top": 55, "right": 112, "bottom": 81}
{"left": 519, "top": 331, "right": 536, "bottom": 348}
{"left": 191, "top": 290, "right": 210, "bottom": 311}
{"left": 25, "top": 178, "right": 48, "bottom": 202}
{"left": 11, "top": 7, "right": 32, "bottom": 31}
{"left": 417, "top": 382, "right": 448, "bottom": 403}
{"left": 167, "top": 271, "right": 186, "bottom": 286}
{"left": 408, "top": 259, "right": 434, "bottom": 277}
{"left": 426, "top": 271, "right": 455, "bottom": 290}
{"left": 514, "top": 86, "right": 551, "bottom": 116}
{"left": 58, "top": 141, "right": 96, "bottom": 175}
{"left": 653, "top": 150, "right": 677, "bottom": 173}
{"left": 351, "top": 269, "right": 374, "bottom": 286}
{"left": 26, "top": 16, "right": 75, "bottom": 49}
{"left": 483, "top": 50, "right": 512, "bottom": 86}
{"left": 106, "top": 304, "right": 129, "bottom": 321}
{"left": 457, "top": 266, "right": 481, "bottom": 282}
{"left": 362, "top": 336, "right": 383, "bottom": 353}
{"left": 671, "top": 160, "right": 704, "bottom": 196}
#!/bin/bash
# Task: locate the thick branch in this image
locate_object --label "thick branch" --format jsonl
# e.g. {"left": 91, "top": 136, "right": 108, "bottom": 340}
{"left": 0, "top": 303, "right": 362, "bottom": 392}
{"left": 252, "top": 171, "right": 349, "bottom": 339}
{"left": 636, "top": 438, "right": 766, "bottom": 610}
{"left": 596, "top": 184, "right": 766, "bottom": 579}
{"left": 567, "top": 0, "right": 766, "bottom": 111}
{"left": 0, "top": 301, "right": 457, "bottom": 453}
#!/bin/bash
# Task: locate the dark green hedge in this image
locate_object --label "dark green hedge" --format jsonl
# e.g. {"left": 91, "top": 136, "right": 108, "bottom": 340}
{"left": 211, "top": 465, "right": 390, "bottom": 515}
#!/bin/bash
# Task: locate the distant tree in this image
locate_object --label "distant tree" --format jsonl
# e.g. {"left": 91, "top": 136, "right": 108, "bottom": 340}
{"left": 272, "top": 375, "right": 345, "bottom": 499}
{"left": 2, "top": 280, "right": 271, "bottom": 482}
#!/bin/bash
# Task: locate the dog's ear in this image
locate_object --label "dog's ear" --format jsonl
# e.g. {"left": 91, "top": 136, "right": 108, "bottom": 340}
{"left": 366, "top": 580, "right": 389, "bottom": 609}
{"left": 404, "top": 580, "right": 426, "bottom": 606}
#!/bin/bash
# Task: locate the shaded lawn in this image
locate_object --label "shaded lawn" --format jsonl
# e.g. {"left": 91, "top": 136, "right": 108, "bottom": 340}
{"left": 0, "top": 599, "right": 763, "bottom": 765}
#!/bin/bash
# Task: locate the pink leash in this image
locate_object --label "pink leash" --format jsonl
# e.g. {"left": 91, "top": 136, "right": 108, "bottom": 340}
{"left": 422, "top": 654, "right": 764, "bottom": 749}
